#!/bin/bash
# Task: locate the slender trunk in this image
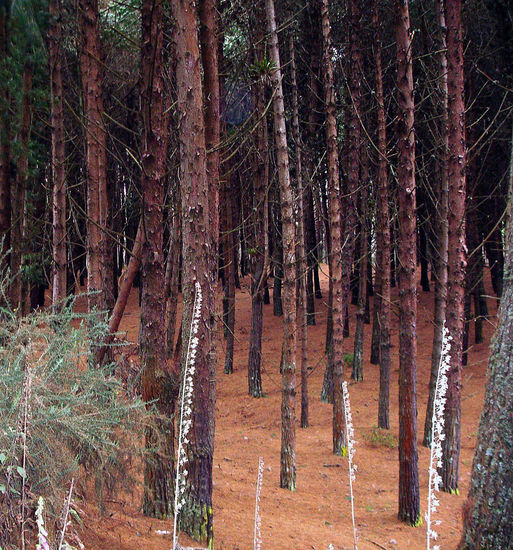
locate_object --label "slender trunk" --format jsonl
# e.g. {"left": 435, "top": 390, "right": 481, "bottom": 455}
{"left": 395, "top": 0, "right": 420, "bottom": 525}
{"left": 221, "top": 173, "right": 236, "bottom": 374}
{"left": 458, "top": 124, "right": 513, "bottom": 550}
{"left": 49, "top": 0, "right": 67, "bottom": 308}
{"left": 78, "top": 0, "right": 108, "bottom": 314}
{"left": 423, "top": 0, "right": 449, "bottom": 448}
{"left": 290, "top": 35, "right": 309, "bottom": 428}
{"left": 0, "top": 5, "right": 11, "bottom": 270}
{"left": 174, "top": 0, "right": 216, "bottom": 542}
{"left": 442, "top": 0, "right": 467, "bottom": 495}
{"left": 305, "top": 184, "right": 317, "bottom": 324}
{"left": 166, "top": 210, "right": 181, "bottom": 358}
{"left": 352, "top": 150, "right": 369, "bottom": 382}
{"left": 266, "top": 0, "right": 297, "bottom": 490}
{"left": 318, "top": 0, "right": 346, "bottom": 454}
{"left": 370, "top": 249, "right": 382, "bottom": 365}
{"left": 108, "top": 221, "right": 142, "bottom": 334}
{"left": 248, "top": 18, "right": 268, "bottom": 398}
{"left": 9, "top": 64, "right": 32, "bottom": 312}
{"left": 341, "top": 0, "right": 362, "bottom": 332}
{"left": 373, "top": 0, "right": 391, "bottom": 429}
{"left": 199, "top": 0, "right": 220, "bottom": 277}
{"left": 218, "top": 29, "right": 235, "bottom": 376}
{"left": 272, "top": 185, "right": 283, "bottom": 317}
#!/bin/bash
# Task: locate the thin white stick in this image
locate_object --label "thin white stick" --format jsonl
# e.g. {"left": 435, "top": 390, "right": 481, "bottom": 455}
{"left": 343, "top": 381, "right": 358, "bottom": 550}
{"left": 58, "top": 477, "right": 75, "bottom": 550}
{"left": 253, "top": 457, "right": 264, "bottom": 550}
{"left": 20, "top": 348, "right": 31, "bottom": 550}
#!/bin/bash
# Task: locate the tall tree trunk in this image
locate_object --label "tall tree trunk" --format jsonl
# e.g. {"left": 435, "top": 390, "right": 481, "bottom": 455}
{"left": 442, "top": 0, "right": 467, "bottom": 495}
{"left": 139, "top": 0, "right": 173, "bottom": 518}
{"left": 248, "top": 13, "right": 269, "bottom": 398}
{"left": 423, "top": 0, "right": 449, "bottom": 448}
{"left": 352, "top": 148, "right": 369, "bottom": 382}
{"left": 49, "top": 0, "right": 67, "bottom": 309}
{"left": 0, "top": 3, "right": 11, "bottom": 272}
{"left": 305, "top": 185, "right": 317, "bottom": 324}
{"left": 78, "top": 0, "right": 108, "bottom": 315}
{"left": 458, "top": 124, "right": 513, "bottom": 550}
{"left": 266, "top": 0, "right": 297, "bottom": 490}
{"left": 318, "top": 0, "right": 346, "bottom": 454}
{"left": 341, "top": 0, "right": 362, "bottom": 332}
{"left": 271, "top": 184, "right": 284, "bottom": 317}
{"left": 372, "top": 0, "right": 392, "bottom": 430}
{"left": 173, "top": 0, "right": 216, "bottom": 543}
{"left": 9, "top": 63, "right": 32, "bottom": 312}
{"left": 199, "top": 0, "right": 220, "bottom": 277}
{"left": 290, "top": 34, "right": 309, "bottom": 428}
{"left": 221, "top": 173, "right": 236, "bottom": 374}
{"left": 395, "top": 0, "right": 420, "bottom": 525}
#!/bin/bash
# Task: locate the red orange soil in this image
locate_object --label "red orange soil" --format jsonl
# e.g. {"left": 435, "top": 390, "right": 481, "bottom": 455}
{"left": 79, "top": 267, "right": 495, "bottom": 550}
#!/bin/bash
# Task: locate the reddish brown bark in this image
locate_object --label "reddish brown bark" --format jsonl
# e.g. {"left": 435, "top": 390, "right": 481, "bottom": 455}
{"left": 373, "top": 0, "right": 391, "bottom": 430}
{"left": 78, "top": 0, "right": 108, "bottom": 314}
{"left": 0, "top": 5, "right": 11, "bottom": 269}
{"left": 138, "top": 0, "right": 172, "bottom": 518}
{"left": 108, "top": 221, "right": 142, "bottom": 336}
{"left": 266, "top": 0, "right": 297, "bottom": 490}
{"left": 352, "top": 150, "right": 369, "bottom": 382}
{"left": 395, "top": 0, "right": 420, "bottom": 525}
{"left": 247, "top": 15, "right": 268, "bottom": 399}
{"left": 290, "top": 34, "right": 309, "bottom": 428}
{"left": 165, "top": 210, "right": 181, "bottom": 358}
{"left": 173, "top": 0, "right": 216, "bottom": 543}
{"left": 221, "top": 174, "right": 236, "bottom": 374}
{"left": 318, "top": 0, "right": 346, "bottom": 454}
{"left": 9, "top": 64, "right": 32, "bottom": 312}
{"left": 49, "top": 0, "right": 67, "bottom": 309}
{"left": 424, "top": 0, "right": 449, "bottom": 447}
{"left": 199, "top": 0, "right": 220, "bottom": 267}
{"left": 342, "top": 0, "right": 362, "bottom": 326}
{"left": 442, "top": 0, "right": 467, "bottom": 494}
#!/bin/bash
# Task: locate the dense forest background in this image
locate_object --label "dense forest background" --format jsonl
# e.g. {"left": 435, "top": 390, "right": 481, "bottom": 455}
{"left": 1, "top": 0, "right": 512, "bottom": 548}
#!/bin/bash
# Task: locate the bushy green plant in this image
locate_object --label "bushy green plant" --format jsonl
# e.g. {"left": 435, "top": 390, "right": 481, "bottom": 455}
{"left": 0, "top": 295, "right": 150, "bottom": 549}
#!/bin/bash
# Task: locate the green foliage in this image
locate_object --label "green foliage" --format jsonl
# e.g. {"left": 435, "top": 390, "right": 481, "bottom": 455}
{"left": 250, "top": 56, "right": 277, "bottom": 79}
{"left": 363, "top": 427, "right": 398, "bottom": 449}
{"left": 343, "top": 352, "right": 354, "bottom": 366}
{"left": 0, "top": 295, "right": 150, "bottom": 549}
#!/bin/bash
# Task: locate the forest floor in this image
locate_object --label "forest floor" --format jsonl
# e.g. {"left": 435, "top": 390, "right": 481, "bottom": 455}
{"left": 77, "top": 266, "right": 496, "bottom": 550}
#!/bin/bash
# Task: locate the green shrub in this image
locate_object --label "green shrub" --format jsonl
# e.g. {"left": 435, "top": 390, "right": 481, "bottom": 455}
{"left": 0, "top": 296, "right": 149, "bottom": 549}
{"left": 363, "top": 427, "right": 398, "bottom": 449}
